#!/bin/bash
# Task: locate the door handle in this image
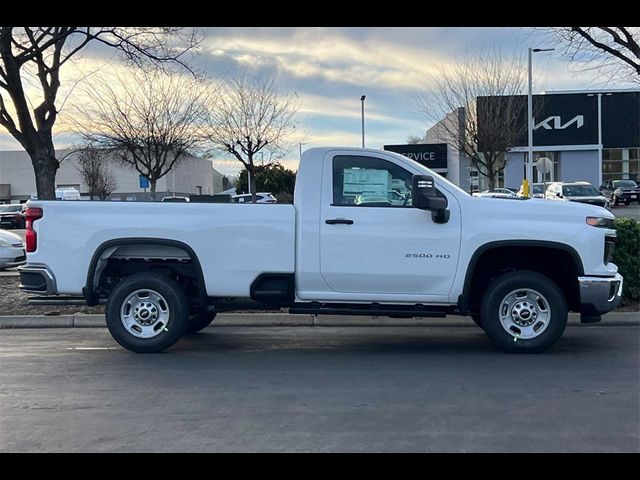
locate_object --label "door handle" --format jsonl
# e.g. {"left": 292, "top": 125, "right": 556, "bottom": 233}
{"left": 325, "top": 218, "right": 354, "bottom": 225}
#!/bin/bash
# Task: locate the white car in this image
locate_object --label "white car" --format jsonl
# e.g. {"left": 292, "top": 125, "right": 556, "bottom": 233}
{"left": 232, "top": 193, "right": 278, "bottom": 204}
{"left": 0, "top": 229, "right": 26, "bottom": 270}
{"left": 473, "top": 188, "right": 517, "bottom": 199}
{"left": 55, "top": 188, "right": 81, "bottom": 201}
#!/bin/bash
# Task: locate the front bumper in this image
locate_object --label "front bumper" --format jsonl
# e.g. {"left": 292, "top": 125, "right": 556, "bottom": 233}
{"left": 579, "top": 273, "right": 623, "bottom": 318}
{"left": 18, "top": 263, "right": 57, "bottom": 295}
{"left": 0, "top": 246, "right": 26, "bottom": 268}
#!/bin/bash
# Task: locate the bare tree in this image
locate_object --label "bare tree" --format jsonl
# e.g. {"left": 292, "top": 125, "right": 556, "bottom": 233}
{"left": 406, "top": 135, "right": 424, "bottom": 144}
{"left": 204, "top": 72, "right": 299, "bottom": 203}
{"left": 73, "top": 69, "right": 208, "bottom": 200}
{"left": 76, "top": 148, "right": 117, "bottom": 200}
{"left": 0, "top": 27, "right": 199, "bottom": 200}
{"left": 416, "top": 48, "right": 532, "bottom": 190}
{"left": 539, "top": 27, "right": 640, "bottom": 84}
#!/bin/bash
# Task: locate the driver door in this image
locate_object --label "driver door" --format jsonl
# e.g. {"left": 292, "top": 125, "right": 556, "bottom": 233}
{"left": 319, "top": 153, "right": 461, "bottom": 297}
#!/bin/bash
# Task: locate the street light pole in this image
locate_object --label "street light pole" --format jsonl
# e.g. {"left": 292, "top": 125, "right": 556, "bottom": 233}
{"left": 360, "top": 95, "right": 366, "bottom": 148}
{"left": 299, "top": 142, "right": 306, "bottom": 161}
{"left": 526, "top": 47, "right": 554, "bottom": 197}
{"left": 589, "top": 92, "right": 612, "bottom": 186}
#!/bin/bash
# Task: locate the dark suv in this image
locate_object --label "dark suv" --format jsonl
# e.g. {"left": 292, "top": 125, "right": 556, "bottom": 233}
{"left": 599, "top": 179, "right": 640, "bottom": 206}
{"left": 0, "top": 203, "right": 26, "bottom": 229}
{"left": 545, "top": 182, "right": 610, "bottom": 209}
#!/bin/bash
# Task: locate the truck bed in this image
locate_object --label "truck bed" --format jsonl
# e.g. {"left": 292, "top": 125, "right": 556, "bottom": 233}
{"left": 27, "top": 201, "right": 296, "bottom": 297}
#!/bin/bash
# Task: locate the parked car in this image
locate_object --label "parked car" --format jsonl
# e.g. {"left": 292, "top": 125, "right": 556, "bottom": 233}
{"left": 599, "top": 179, "right": 640, "bottom": 206}
{"left": 545, "top": 182, "right": 610, "bottom": 209}
{"left": 517, "top": 183, "right": 546, "bottom": 198}
{"left": 0, "top": 229, "right": 26, "bottom": 270}
{"left": 0, "top": 203, "right": 26, "bottom": 229}
{"left": 354, "top": 190, "right": 408, "bottom": 206}
{"left": 55, "top": 187, "right": 81, "bottom": 201}
{"left": 161, "top": 196, "right": 190, "bottom": 203}
{"left": 473, "top": 188, "right": 517, "bottom": 198}
{"left": 232, "top": 193, "right": 278, "bottom": 204}
{"left": 19, "top": 147, "right": 622, "bottom": 354}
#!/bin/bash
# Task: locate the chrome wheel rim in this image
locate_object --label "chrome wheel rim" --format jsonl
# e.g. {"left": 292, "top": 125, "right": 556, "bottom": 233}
{"left": 120, "top": 289, "right": 170, "bottom": 338}
{"left": 498, "top": 288, "right": 551, "bottom": 340}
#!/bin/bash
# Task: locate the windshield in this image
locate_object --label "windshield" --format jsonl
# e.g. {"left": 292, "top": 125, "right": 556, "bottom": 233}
{"left": 0, "top": 205, "right": 21, "bottom": 213}
{"left": 613, "top": 180, "right": 637, "bottom": 188}
{"left": 563, "top": 185, "right": 599, "bottom": 196}
{"left": 532, "top": 185, "right": 544, "bottom": 194}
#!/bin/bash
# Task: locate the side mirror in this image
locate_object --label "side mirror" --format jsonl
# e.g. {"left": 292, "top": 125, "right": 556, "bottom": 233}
{"left": 412, "top": 175, "right": 450, "bottom": 224}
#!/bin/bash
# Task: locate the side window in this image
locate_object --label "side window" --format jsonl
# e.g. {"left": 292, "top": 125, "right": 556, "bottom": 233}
{"left": 332, "top": 155, "right": 413, "bottom": 207}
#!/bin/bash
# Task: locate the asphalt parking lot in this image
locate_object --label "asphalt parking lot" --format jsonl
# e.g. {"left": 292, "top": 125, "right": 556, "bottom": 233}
{"left": 1, "top": 324, "right": 638, "bottom": 452}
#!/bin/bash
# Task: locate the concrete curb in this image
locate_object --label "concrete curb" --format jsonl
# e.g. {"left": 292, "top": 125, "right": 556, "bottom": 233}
{"left": 0, "top": 311, "right": 637, "bottom": 329}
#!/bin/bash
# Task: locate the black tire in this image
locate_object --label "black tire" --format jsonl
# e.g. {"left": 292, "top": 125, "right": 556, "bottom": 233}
{"left": 480, "top": 270, "right": 568, "bottom": 353}
{"left": 105, "top": 272, "right": 189, "bottom": 353}
{"left": 185, "top": 311, "right": 217, "bottom": 334}
{"left": 470, "top": 314, "right": 484, "bottom": 330}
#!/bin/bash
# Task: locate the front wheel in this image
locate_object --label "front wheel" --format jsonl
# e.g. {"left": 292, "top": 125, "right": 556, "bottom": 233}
{"left": 105, "top": 273, "right": 189, "bottom": 353}
{"left": 480, "top": 271, "right": 567, "bottom": 353}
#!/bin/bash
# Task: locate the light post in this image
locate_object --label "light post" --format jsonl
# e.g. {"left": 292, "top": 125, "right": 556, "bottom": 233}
{"left": 360, "top": 95, "right": 366, "bottom": 148}
{"left": 588, "top": 92, "right": 612, "bottom": 187}
{"left": 526, "top": 47, "right": 554, "bottom": 196}
{"left": 299, "top": 142, "right": 306, "bottom": 161}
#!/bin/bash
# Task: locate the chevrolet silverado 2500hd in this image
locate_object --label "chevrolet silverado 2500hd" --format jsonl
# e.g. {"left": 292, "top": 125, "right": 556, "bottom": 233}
{"left": 18, "top": 147, "right": 623, "bottom": 353}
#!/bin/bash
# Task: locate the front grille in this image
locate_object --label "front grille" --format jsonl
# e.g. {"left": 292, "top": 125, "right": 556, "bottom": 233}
{"left": 604, "top": 235, "right": 616, "bottom": 265}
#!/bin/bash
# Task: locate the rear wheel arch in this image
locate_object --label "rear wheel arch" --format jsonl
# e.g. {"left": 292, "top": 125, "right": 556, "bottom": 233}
{"left": 458, "top": 240, "right": 584, "bottom": 315}
{"left": 84, "top": 238, "right": 207, "bottom": 306}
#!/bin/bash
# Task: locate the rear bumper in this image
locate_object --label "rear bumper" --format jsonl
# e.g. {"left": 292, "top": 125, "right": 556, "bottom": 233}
{"left": 18, "top": 264, "right": 57, "bottom": 295}
{"left": 579, "top": 273, "right": 623, "bottom": 317}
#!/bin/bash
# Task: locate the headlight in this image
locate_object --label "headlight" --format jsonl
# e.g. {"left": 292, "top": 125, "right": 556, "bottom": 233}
{"left": 586, "top": 216, "right": 615, "bottom": 228}
{"left": 614, "top": 188, "right": 623, "bottom": 197}
{"left": 0, "top": 238, "right": 11, "bottom": 247}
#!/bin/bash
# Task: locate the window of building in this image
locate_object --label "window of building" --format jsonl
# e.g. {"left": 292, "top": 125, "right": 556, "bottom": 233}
{"left": 603, "top": 148, "right": 640, "bottom": 181}
{"left": 332, "top": 155, "right": 413, "bottom": 207}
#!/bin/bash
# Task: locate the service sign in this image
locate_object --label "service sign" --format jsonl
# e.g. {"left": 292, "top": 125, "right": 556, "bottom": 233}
{"left": 383, "top": 143, "right": 448, "bottom": 169}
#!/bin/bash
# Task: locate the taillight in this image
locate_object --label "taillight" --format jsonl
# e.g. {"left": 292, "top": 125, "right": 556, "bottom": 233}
{"left": 25, "top": 207, "right": 43, "bottom": 253}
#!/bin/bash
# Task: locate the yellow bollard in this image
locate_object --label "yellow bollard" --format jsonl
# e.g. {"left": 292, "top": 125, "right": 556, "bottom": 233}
{"left": 522, "top": 179, "right": 530, "bottom": 198}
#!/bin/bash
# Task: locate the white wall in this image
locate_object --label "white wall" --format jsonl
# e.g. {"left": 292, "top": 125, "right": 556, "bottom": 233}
{"left": 0, "top": 149, "right": 224, "bottom": 201}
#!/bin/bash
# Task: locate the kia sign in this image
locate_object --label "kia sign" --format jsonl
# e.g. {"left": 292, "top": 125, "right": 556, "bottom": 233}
{"left": 478, "top": 92, "right": 639, "bottom": 148}
{"left": 384, "top": 143, "right": 447, "bottom": 169}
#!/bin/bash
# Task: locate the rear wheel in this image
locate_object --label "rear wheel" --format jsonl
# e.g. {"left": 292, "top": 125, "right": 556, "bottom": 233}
{"left": 480, "top": 271, "right": 567, "bottom": 353}
{"left": 105, "top": 272, "right": 189, "bottom": 353}
{"left": 185, "top": 311, "right": 217, "bottom": 334}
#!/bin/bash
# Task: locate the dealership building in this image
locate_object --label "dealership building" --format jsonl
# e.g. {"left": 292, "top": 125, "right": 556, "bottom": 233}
{"left": 391, "top": 89, "right": 640, "bottom": 192}
{"left": 0, "top": 149, "right": 225, "bottom": 203}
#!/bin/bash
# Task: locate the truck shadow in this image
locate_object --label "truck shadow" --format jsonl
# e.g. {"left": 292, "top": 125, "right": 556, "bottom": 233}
{"left": 171, "top": 326, "right": 613, "bottom": 356}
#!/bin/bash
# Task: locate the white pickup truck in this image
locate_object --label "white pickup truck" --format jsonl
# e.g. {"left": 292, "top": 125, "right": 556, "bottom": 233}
{"left": 19, "top": 147, "right": 622, "bottom": 353}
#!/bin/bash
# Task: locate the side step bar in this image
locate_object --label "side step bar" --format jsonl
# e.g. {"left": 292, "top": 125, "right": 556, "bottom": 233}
{"left": 27, "top": 296, "right": 105, "bottom": 306}
{"left": 289, "top": 303, "right": 447, "bottom": 318}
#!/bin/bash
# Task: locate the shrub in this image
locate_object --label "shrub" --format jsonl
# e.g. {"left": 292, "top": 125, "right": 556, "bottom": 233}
{"left": 612, "top": 217, "right": 640, "bottom": 305}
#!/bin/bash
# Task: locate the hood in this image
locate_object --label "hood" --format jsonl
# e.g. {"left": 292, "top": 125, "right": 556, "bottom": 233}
{"left": 469, "top": 195, "right": 613, "bottom": 220}
{"left": 0, "top": 229, "right": 23, "bottom": 244}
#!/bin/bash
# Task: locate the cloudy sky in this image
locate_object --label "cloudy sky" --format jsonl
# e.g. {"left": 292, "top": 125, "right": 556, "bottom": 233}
{"left": 0, "top": 27, "right": 631, "bottom": 176}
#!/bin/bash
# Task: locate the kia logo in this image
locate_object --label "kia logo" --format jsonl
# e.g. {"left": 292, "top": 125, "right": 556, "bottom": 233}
{"left": 534, "top": 115, "right": 584, "bottom": 130}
